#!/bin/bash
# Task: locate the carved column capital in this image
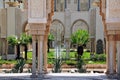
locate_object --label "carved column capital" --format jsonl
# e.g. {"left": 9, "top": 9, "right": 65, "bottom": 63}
{"left": 32, "top": 35, "right": 37, "bottom": 41}
{"left": 37, "top": 35, "right": 44, "bottom": 41}
{"left": 108, "top": 35, "right": 115, "bottom": 41}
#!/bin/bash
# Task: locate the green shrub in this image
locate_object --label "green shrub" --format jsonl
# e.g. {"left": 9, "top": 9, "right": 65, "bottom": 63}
{"left": 26, "top": 59, "right": 32, "bottom": 64}
{"left": 48, "top": 58, "right": 55, "bottom": 64}
{"left": 77, "top": 58, "right": 86, "bottom": 73}
{"left": 90, "top": 54, "right": 106, "bottom": 61}
{"left": 98, "top": 54, "right": 106, "bottom": 61}
{"left": 0, "top": 60, "right": 17, "bottom": 64}
{"left": 66, "top": 60, "right": 77, "bottom": 65}
{"left": 11, "top": 59, "right": 25, "bottom": 73}
{"left": 52, "top": 58, "right": 62, "bottom": 73}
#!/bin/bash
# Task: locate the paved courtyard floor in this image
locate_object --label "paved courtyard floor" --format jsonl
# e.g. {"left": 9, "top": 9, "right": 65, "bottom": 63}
{"left": 0, "top": 73, "right": 118, "bottom": 80}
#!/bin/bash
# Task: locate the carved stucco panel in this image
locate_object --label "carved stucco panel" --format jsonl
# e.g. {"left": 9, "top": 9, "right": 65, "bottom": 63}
{"left": 107, "top": 0, "right": 120, "bottom": 18}
{"left": 28, "top": 0, "right": 47, "bottom": 23}
{"left": 30, "top": 0, "right": 43, "bottom": 18}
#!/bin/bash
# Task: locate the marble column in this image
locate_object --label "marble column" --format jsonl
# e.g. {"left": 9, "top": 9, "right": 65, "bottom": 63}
{"left": 31, "top": 36, "right": 37, "bottom": 77}
{"left": 65, "top": 39, "right": 70, "bottom": 59}
{"left": 43, "top": 34, "right": 48, "bottom": 73}
{"left": 117, "top": 41, "right": 120, "bottom": 74}
{"left": 106, "top": 40, "right": 109, "bottom": 74}
{"left": 113, "top": 36, "right": 116, "bottom": 74}
{"left": 38, "top": 35, "right": 44, "bottom": 77}
{"left": 107, "top": 35, "right": 116, "bottom": 74}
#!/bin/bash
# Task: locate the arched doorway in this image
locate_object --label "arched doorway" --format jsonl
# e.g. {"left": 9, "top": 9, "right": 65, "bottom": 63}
{"left": 71, "top": 19, "right": 90, "bottom": 48}
{"left": 50, "top": 20, "right": 65, "bottom": 48}
{"left": 71, "top": 19, "right": 89, "bottom": 34}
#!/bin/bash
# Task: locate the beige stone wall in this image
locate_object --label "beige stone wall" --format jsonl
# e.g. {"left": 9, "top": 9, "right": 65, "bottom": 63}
{"left": 51, "top": 0, "right": 104, "bottom": 50}
{"left": 0, "top": 7, "right": 27, "bottom": 38}
{"left": 0, "top": 9, "right": 7, "bottom": 38}
{"left": 7, "top": 7, "right": 16, "bottom": 36}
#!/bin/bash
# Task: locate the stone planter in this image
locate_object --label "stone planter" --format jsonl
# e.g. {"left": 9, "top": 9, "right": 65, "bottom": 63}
{"left": 6, "top": 2, "right": 20, "bottom": 7}
{"left": 48, "top": 64, "right": 53, "bottom": 68}
{"left": 86, "top": 64, "right": 106, "bottom": 69}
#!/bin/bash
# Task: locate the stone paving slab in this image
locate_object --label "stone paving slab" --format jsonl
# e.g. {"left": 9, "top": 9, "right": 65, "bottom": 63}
{"left": 0, "top": 73, "right": 118, "bottom": 80}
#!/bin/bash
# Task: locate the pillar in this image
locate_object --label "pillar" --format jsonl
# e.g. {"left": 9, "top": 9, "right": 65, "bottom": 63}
{"left": 43, "top": 34, "right": 48, "bottom": 73}
{"left": 31, "top": 36, "right": 37, "bottom": 77}
{"left": 37, "top": 35, "right": 44, "bottom": 77}
{"left": 106, "top": 35, "right": 116, "bottom": 74}
{"left": 65, "top": 38, "right": 70, "bottom": 59}
{"left": 117, "top": 41, "right": 120, "bottom": 74}
{"left": 106, "top": 40, "right": 109, "bottom": 74}
{"left": 116, "top": 35, "right": 120, "bottom": 75}
{"left": 28, "top": 0, "right": 54, "bottom": 77}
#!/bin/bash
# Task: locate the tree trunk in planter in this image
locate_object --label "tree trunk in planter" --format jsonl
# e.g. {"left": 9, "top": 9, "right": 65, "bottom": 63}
{"left": 47, "top": 40, "right": 50, "bottom": 52}
{"left": 77, "top": 46, "right": 83, "bottom": 60}
{"left": 16, "top": 44, "right": 20, "bottom": 59}
{"left": 24, "top": 45, "right": 28, "bottom": 60}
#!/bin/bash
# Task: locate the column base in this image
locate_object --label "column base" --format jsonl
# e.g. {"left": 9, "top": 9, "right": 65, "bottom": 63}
{"left": 44, "top": 70, "right": 48, "bottom": 74}
{"left": 105, "top": 71, "right": 109, "bottom": 74}
{"left": 38, "top": 73, "right": 44, "bottom": 78}
{"left": 117, "top": 74, "right": 120, "bottom": 79}
{"left": 43, "top": 67, "right": 48, "bottom": 74}
{"left": 30, "top": 73, "right": 37, "bottom": 78}
{"left": 107, "top": 74, "right": 118, "bottom": 79}
{"left": 106, "top": 70, "right": 116, "bottom": 75}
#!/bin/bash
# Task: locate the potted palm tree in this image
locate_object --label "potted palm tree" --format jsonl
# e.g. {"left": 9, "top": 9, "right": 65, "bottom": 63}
{"left": 20, "top": 33, "right": 32, "bottom": 60}
{"left": 71, "top": 29, "right": 89, "bottom": 73}
{"left": 71, "top": 29, "right": 89, "bottom": 58}
{"left": 7, "top": 35, "right": 20, "bottom": 59}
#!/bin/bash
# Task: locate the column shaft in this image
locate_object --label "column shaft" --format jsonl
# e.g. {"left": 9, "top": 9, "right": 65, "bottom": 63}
{"left": 113, "top": 40, "right": 116, "bottom": 73}
{"left": 109, "top": 41, "right": 114, "bottom": 74}
{"left": 43, "top": 35, "right": 48, "bottom": 73}
{"left": 32, "top": 37, "right": 37, "bottom": 76}
{"left": 106, "top": 40, "right": 109, "bottom": 73}
{"left": 108, "top": 35, "right": 116, "bottom": 74}
{"left": 38, "top": 36, "right": 44, "bottom": 74}
{"left": 65, "top": 39, "right": 70, "bottom": 59}
{"left": 117, "top": 41, "right": 120, "bottom": 74}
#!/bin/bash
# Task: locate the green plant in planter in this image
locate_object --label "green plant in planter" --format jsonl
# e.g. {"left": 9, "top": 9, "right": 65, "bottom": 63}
{"left": 77, "top": 58, "right": 86, "bottom": 73}
{"left": 71, "top": 29, "right": 89, "bottom": 59}
{"left": 90, "top": 54, "right": 106, "bottom": 61}
{"left": 11, "top": 58, "right": 25, "bottom": 73}
{"left": 52, "top": 58, "right": 62, "bottom": 73}
{"left": 48, "top": 33, "right": 54, "bottom": 52}
{"left": 20, "top": 33, "right": 32, "bottom": 60}
{"left": 7, "top": 35, "right": 20, "bottom": 59}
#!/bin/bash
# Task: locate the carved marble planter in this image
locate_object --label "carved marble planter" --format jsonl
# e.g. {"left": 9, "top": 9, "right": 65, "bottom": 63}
{"left": 6, "top": 2, "right": 20, "bottom": 7}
